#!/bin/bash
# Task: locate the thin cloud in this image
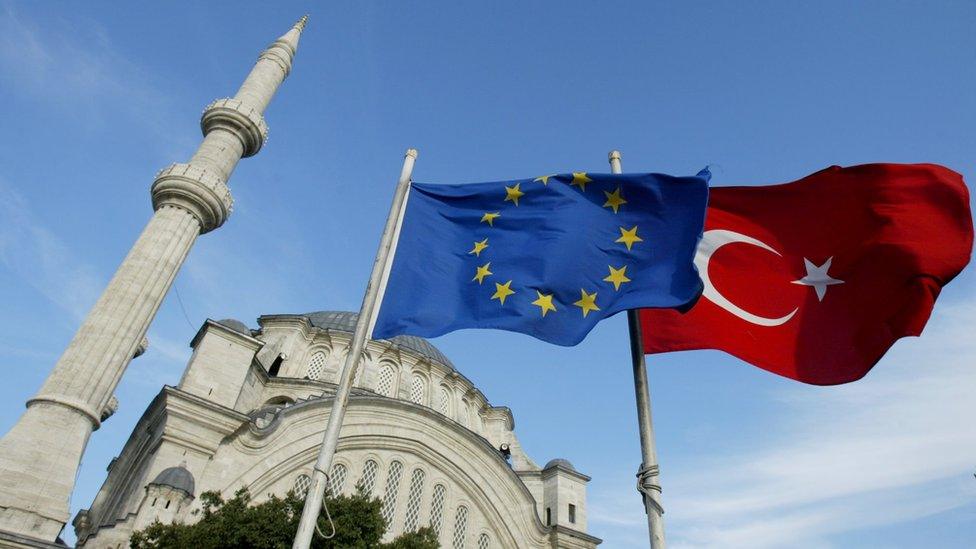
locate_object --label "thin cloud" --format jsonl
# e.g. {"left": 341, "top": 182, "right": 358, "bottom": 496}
{"left": 587, "top": 296, "right": 976, "bottom": 548}
{"left": 654, "top": 298, "right": 974, "bottom": 548}
{"left": 0, "top": 2, "right": 190, "bottom": 150}
{"left": 0, "top": 180, "right": 104, "bottom": 321}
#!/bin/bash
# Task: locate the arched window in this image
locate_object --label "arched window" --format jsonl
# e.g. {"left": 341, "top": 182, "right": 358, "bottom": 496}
{"left": 429, "top": 484, "right": 447, "bottom": 535}
{"left": 402, "top": 468, "right": 426, "bottom": 532}
{"left": 376, "top": 364, "right": 396, "bottom": 397}
{"left": 381, "top": 460, "right": 404, "bottom": 526}
{"left": 294, "top": 474, "right": 311, "bottom": 499}
{"left": 263, "top": 395, "right": 294, "bottom": 407}
{"left": 437, "top": 386, "right": 452, "bottom": 416}
{"left": 268, "top": 354, "right": 284, "bottom": 377}
{"left": 306, "top": 351, "right": 327, "bottom": 380}
{"left": 478, "top": 533, "right": 491, "bottom": 549}
{"left": 470, "top": 405, "right": 481, "bottom": 433}
{"left": 459, "top": 400, "right": 470, "bottom": 428}
{"left": 328, "top": 463, "right": 347, "bottom": 496}
{"left": 359, "top": 459, "right": 379, "bottom": 496}
{"left": 409, "top": 375, "right": 426, "bottom": 405}
{"left": 452, "top": 505, "right": 469, "bottom": 549}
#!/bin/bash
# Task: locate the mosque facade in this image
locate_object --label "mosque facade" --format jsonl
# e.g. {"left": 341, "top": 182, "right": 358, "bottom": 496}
{"left": 72, "top": 312, "right": 601, "bottom": 549}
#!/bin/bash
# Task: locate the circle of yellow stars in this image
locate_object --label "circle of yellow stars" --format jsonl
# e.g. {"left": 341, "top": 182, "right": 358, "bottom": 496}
{"left": 467, "top": 172, "right": 644, "bottom": 319}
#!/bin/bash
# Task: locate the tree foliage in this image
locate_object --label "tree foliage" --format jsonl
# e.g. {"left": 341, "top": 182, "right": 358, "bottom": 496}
{"left": 129, "top": 487, "right": 439, "bottom": 549}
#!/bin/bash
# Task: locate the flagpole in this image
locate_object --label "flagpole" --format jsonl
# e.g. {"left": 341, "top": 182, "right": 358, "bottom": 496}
{"left": 609, "top": 150, "right": 666, "bottom": 549}
{"left": 292, "top": 148, "right": 418, "bottom": 549}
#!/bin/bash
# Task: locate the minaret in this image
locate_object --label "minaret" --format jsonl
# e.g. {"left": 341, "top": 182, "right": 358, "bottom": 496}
{"left": 0, "top": 16, "right": 307, "bottom": 542}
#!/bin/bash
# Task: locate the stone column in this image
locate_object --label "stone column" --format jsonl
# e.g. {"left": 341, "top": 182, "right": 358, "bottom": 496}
{"left": 0, "top": 16, "right": 307, "bottom": 541}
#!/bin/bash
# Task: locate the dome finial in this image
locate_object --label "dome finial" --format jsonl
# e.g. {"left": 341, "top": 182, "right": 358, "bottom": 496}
{"left": 295, "top": 15, "right": 309, "bottom": 32}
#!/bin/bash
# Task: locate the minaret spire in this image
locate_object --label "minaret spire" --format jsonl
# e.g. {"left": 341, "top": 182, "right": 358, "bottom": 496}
{"left": 0, "top": 17, "right": 306, "bottom": 542}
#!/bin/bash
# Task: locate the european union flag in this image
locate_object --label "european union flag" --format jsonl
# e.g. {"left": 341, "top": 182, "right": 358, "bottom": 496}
{"left": 372, "top": 171, "right": 710, "bottom": 346}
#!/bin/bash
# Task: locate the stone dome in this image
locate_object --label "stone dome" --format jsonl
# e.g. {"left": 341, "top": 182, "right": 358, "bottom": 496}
{"left": 216, "top": 318, "right": 251, "bottom": 335}
{"left": 543, "top": 458, "right": 576, "bottom": 471}
{"left": 149, "top": 466, "right": 195, "bottom": 496}
{"left": 302, "top": 311, "right": 454, "bottom": 368}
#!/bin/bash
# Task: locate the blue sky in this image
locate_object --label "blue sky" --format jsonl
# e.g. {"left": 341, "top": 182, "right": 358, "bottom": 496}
{"left": 1, "top": 2, "right": 974, "bottom": 547}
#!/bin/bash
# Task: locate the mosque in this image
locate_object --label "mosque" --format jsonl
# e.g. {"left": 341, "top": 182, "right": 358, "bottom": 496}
{"left": 0, "top": 15, "right": 601, "bottom": 549}
{"left": 72, "top": 312, "right": 601, "bottom": 548}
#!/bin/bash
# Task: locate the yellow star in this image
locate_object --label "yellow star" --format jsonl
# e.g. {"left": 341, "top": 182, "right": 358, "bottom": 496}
{"left": 573, "top": 289, "right": 600, "bottom": 317}
{"left": 472, "top": 262, "right": 492, "bottom": 284}
{"left": 570, "top": 172, "right": 592, "bottom": 191}
{"left": 491, "top": 280, "right": 515, "bottom": 305}
{"left": 603, "top": 265, "right": 631, "bottom": 291}
{"left": 469, "top": 238, "right": 489, "bottom": 256}
{"left": 504, "top": 183, "right": 524, "bottom": 206}
{"left": 534, "top": 174, "right": 556, "bottom": 185}
{"left": 602, "top": 187, "right": 627, "bottom": 213}
{"left": 616, "top": 226, "right": 643, "bottom": 250}
{"left": 531, "top": 291, "right": 557, "bottom": 317}
{"left": 480, "top": 212, "right": 501, "bottom": 226}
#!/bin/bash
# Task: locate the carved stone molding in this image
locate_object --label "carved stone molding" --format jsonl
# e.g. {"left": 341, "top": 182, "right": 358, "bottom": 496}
{"left": 151, "top": 162, "right": 233, "bottom": 233}
{"left": 200, "top": 97, "right": 268, "bottom": 157}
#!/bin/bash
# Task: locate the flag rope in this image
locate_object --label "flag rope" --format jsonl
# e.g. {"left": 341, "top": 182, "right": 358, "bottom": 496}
{"left": 611, "top": 150, "right": 667, "bottom": 549}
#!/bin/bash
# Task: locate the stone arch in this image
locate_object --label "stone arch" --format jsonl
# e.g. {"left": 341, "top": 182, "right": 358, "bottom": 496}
{"left": 437, "top": 384, "right": 453, "bottom": 417}
{"left": 428, "top": 482, "right": 449, "bottom": 537}
{"left": 451, "top": 503, "right": 470, "bottom": 548}
{"left": 331, "top": 345, "right": 372, "bottom": 387}
{"left": 262, "top": 395, "right": 294, "bottom": 407}
{"left": 402, "top": 465, "right": 427, "bottom": 532}
{"left": 357, "top": 456, "right": 382, "bottom": 497}
{"left": 374, "top": 360, "right": 399, "bottom": 398}
{"left": 327, "top": 460, "right": 349, "bottom": 496}
{"left": 302, "top": 347, "right": 330, "bottom": 381}
{"left": 459, "top": 399, "right": 471, "bottom": 428}
{"left": 219, "top": 397, "right": 547, "bottom": 547}
{"left": 409, "top": 371, "right": 429, "bottom": 406}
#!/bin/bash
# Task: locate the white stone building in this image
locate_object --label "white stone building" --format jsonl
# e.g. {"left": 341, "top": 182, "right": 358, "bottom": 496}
{"left": 72, "top": 312, "right": 601, "bottom": 548}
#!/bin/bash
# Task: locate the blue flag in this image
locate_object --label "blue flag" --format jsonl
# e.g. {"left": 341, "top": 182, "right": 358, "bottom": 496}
{"left": 372, "top": 171, "right": 710, "bottom": 346}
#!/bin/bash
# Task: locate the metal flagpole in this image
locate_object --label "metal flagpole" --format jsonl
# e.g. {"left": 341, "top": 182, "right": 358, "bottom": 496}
{"left": 292, "top": 148, "right": 418, "bottom": 549}
{"left": 609, "top": 150, "right": 666, "bottom": 548}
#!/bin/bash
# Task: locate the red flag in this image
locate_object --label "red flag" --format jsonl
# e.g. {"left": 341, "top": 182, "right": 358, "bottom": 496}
{"left": 641, "top": 163, "right": 973, "bottom": 385}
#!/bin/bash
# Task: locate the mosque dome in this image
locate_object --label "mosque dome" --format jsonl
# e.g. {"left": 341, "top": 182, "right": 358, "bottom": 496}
{"left": 301, "top": 311, "right": 454, "bottom": 368}
{"left": 148, "top": 466, "right": 195, "bottom": 496}
{"left": 216, "top": 318, "right": 251, "bottom": 335}
{"left": 544, "top": 458, "right": 576, "bottom": 471}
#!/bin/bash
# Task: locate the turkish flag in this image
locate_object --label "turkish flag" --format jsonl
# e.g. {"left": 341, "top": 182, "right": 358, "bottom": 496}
{"left": 641, "top": 163, "right": 973, "bottom": 385}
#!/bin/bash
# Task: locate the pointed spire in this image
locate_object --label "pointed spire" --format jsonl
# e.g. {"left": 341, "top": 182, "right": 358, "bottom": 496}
{"left": 232, "top": 16, "right": 307, "bottom": 112}
{"left": 277, "top": 14, "right": 308, "bottom": 54}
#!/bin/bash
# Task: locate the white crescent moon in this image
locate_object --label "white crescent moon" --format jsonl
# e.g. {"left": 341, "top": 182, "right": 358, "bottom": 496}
{"left": 696, "top": 229, "right": 797, "bottom": 327}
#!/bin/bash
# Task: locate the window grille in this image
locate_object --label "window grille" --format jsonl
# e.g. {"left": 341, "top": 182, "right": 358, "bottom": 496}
{"left": 409, "top": 375, "right": 426, "bottom": 405}
{"left": 438, "top": 386, "right": 451, "bottom": 416}
{"left": 328, "top": 463, "right": 347, "bottom": 496}
{"left": 402, "top": 468, "right": 426, "bottom": 531}
{"left": 359, "top": 459, "right": 379, "bottom": 496}
{"left": 459, "top": 400, "right": 470, "bottom": 427}
{"left": 478, "top": 533, "right": 490, "bottom": 549}
{"left": 306, "top": 351, "right": 327, "bottom": 380}
{"left": 381, "top": 460, "right": 404, "bottom": 526}
{"left": 294, "top": 474, "right": 311, "bottom": 499}
{"left": 452, "top": 505, "right": 469, "bottom": 549}
{"left": 429, "top": 484, "right": 447, "bottom": 535}
{"left": 376, "top": 364, "right": 396, "bottom": 397}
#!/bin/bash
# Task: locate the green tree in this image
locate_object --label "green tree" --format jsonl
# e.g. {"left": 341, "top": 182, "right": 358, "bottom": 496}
{"left": 129, "top": 487, "right": 439, "bottom": 549}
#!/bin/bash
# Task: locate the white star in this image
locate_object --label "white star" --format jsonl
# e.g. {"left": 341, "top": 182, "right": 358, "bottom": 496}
{"left": 792, "top": 257, "right": 844, "bottom": 301}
